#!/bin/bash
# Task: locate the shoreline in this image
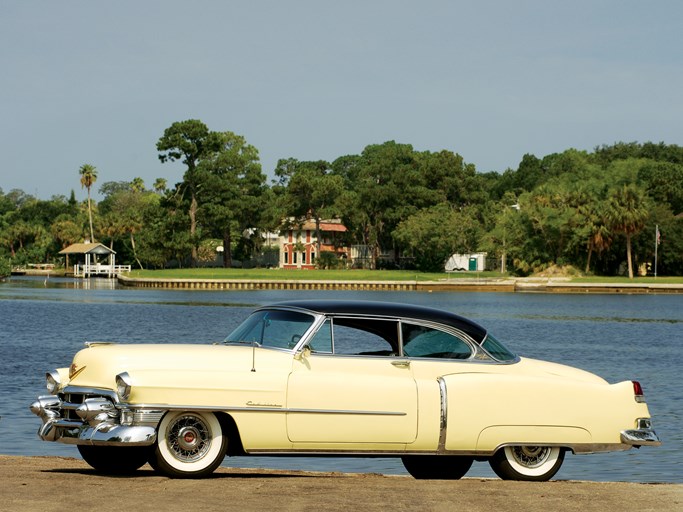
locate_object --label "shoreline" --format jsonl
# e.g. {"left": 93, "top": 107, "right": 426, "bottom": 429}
{"left": 3, "top": 455, "right": 681, "bottom": 512}
{"left": 9, "top": 271, "right": 683, "bottom": 294}
{"left": 117, "top": 274, "right": 683, "bottom": 294}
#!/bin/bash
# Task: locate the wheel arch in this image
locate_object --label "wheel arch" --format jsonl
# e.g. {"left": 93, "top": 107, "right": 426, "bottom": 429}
{"left": 215, "top": 411, "right": 246, "bottom": 456}
{"left": 477, "top": 425, "right": 591, "bottom": 453}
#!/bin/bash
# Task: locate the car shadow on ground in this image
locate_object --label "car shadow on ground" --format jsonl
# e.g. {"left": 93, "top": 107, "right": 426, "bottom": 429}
{"left": 41, "top": 467, "right": 321, "bottom": 479}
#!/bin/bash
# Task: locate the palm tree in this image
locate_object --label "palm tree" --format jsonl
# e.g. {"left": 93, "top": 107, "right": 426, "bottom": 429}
{"left": 607, "top": 184, "right": 649, "bottom": 279}
{"left": 130, "top": 177, "right": 145, "bottom": 193}
{"left": 79, "top": 164, "right": 98, "bottom": 242}
{"left": 153, "top": 178, "right": 167, "bottom": 194}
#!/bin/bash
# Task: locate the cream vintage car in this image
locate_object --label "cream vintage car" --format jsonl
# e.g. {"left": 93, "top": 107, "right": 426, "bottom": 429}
{"left": 30, "top": 300, "right": 660, "bottom": 480}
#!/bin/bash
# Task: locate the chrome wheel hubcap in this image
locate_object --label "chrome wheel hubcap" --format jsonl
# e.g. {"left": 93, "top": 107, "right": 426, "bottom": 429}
{"left": 510, "top": 446, "right": 551, "bottom": 468}
{"left": 167, "top": 414, "right": 211, "bottom": 462}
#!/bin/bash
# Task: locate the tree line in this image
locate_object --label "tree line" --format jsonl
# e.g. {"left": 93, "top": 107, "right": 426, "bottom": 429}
{"left": 1, "top": 119, "right": 682, "bottom": 278}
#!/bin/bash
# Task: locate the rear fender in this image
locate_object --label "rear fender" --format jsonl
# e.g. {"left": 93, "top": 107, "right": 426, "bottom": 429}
{"left": 439, "top": 373, "right": 649, "bottom": 452}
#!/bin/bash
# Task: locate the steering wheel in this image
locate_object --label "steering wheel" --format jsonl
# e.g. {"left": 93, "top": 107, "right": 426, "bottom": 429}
{"left": 288, "top": 334, "right": 302, "bottom": 348}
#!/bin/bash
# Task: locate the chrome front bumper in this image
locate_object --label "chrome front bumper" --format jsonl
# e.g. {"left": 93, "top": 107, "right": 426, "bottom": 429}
{"left": 620, "top": 418, "right": 662, "bottom": 447}
{"left": 30, "top": 394, "right": 157, "bottom": 447}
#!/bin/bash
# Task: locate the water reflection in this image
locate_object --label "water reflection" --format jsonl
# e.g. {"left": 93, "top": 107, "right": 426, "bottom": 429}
{"left": 1, "top": 277, "right": 681, "bottom": 483}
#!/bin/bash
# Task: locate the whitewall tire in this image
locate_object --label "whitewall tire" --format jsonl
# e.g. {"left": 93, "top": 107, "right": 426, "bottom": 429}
{"left": 489, "top": 446, "right": 564, "bottom": 481}
{"left": 151, "top": 411, "right": 228, "bottom": 478}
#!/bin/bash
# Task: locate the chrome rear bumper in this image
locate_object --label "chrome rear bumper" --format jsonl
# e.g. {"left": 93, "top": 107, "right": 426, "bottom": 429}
{"left": 620, "top": 418, "right": 662, "bottom": 447}
{"left": 620, "top": 429, "right": 661, "bottom": 446}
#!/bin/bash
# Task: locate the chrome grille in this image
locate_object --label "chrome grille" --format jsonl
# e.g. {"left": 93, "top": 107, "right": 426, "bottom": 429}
{"left": 59, "top": 387, "right": 118, "bottom": 421}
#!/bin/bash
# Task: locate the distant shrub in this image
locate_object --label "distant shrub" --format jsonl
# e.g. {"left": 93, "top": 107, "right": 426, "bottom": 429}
{"left": 0, "top": 258, "right": 10, "bottom": 278}
{"left": 316, "top": 251, "right": 341, "bottom": 269}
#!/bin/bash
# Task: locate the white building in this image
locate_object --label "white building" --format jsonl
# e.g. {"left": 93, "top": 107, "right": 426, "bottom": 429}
{"left": 445, "top": 252, "right": 487, "bottom": 272}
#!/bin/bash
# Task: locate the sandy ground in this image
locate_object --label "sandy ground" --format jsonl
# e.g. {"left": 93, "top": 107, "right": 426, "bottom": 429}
{"left": 0, "top": 455, "right": 680, "bottom": 512}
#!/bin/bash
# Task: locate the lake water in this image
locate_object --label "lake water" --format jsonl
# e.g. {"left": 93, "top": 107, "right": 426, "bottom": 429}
{"left": 1, "top": 276, "right": 681, "bottom": 483}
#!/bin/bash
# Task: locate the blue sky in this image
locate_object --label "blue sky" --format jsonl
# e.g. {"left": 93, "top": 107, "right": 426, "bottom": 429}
{"left": 2, "top": 1, "right": 681, "bottom": 200}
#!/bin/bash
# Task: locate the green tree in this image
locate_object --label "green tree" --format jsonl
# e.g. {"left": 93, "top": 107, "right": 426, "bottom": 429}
{"left": 0, "top": 256, "right": 10, "bottom": 278}
{"left": 51, "top": 215, "right": 84, "bottom": 250}
{"left": 79, "top": 163, "right": 98, "bottom": 242}
{"left": 341, "top": 141, "right": 424, "bottom": 268}
{"left": 481, "top": 196, "right": 529, "bottom": 274}
{"left": 394, "top": 203, "right": 481, "bottom": 271}
{"left": 98, "top": 180, "right": 162, "bottom": 268}
{"left": 637, "top": 162, "right": 683, "bottom": 214}
{"left": 607, "top": 184, "right": 650, "bottom": 278}
{"left": 570, "top": 183, "right": 612, "bottom": 274}
{"left": 417, "top": 149, "right": 485, "bottom": 206}
{"left": 274, "top": 158, "right": 344, "bottom": 258}
{"left": 130, "top": 177, "right": 146, "bottom": 193}
{"left": 157, "top": 119, "right": 222, "bottom": 266}
{"left": 153, "top": 178, "right": 167, "bottom": 194}
{"left": 196, "top": 131, "right": 266, "bottom": 267}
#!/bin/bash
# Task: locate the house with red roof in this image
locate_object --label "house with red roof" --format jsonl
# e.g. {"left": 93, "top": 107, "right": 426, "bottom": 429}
{"left": 280, "top": 219, "right": 350, "bottom": 269}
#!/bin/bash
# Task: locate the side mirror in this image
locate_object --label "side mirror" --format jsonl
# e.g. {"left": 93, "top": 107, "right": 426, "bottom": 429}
{"left": 294, "top": 346, "right": 311, "bottom": 361}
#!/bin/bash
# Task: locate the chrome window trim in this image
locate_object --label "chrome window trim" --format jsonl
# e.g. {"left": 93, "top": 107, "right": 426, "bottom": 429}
{"left": 264, "top": 306, "right": 519, "bottom": 364}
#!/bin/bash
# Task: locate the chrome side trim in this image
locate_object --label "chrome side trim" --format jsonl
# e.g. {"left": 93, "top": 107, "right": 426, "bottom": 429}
{"left": 247, "top": 443, "right": 638, "bottom": 457}
{"left": 437, "top": 377, "right": 448, "bottom": 453}
{"left": 287, "top": 408, "right": 405, "bottom": 416}
{"left": 130, "top": 403, "right": 406, "bottom": 416}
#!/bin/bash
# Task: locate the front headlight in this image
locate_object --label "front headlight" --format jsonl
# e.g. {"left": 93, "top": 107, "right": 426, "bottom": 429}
{"left": 46, "top": 370, "right": 61, "bottom": 394}
{"left": 116, "top": 372, "right": 132, "bottom": 401}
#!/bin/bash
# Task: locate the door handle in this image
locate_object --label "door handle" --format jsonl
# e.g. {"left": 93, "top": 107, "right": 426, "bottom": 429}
{"left": 391, "top": 360, "right": 411, "bottom": 368}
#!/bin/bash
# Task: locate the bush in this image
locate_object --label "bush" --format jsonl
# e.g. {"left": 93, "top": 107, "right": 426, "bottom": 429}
{"left": 316, "top": 251, "right": 341, "bottom": 269}
{"left": 0, "top": 258, "right": 10, "bottom": 278}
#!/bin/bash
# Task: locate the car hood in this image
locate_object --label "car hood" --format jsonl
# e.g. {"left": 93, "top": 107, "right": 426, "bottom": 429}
{"left": 65, "top": 343, "right": 291, "bottom": 390}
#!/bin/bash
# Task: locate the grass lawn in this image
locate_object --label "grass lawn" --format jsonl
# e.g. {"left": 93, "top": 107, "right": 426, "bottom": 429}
{"left": 127, "top": 268, "right": 683, "bottom": 284}
{"left": 128, "top": 268, "right": 502, "bottom": 281}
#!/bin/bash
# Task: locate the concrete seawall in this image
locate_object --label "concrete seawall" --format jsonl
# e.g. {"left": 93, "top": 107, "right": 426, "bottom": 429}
{"left": 117, "top": 274, "right": 683, "bottom": 294}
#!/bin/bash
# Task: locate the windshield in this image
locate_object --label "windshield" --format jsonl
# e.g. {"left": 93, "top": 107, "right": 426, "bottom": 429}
{"left": 224, "top": 310, "right": 315, "bottom": 350}
{"left": 480, "top": 333, "right": 517, "bottom": 361}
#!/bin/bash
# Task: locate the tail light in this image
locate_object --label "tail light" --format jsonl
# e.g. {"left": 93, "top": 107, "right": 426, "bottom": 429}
{"left": 633, "top": 381, "right": 645, "bottom": 403}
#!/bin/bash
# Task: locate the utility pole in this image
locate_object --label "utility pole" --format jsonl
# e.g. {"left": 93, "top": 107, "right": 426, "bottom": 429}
{"left": 654, "top": 225, "right": 659, "bottom": 279}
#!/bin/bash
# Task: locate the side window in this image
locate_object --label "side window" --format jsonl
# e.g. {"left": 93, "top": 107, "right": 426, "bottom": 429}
{"left": 333, "top": 324, "right": 396, "bottom": 356}
{"left": 307, "top": 317, "right": 399, "bottom": 356}
{"left": 402, "top": 324, "right": 472, "bottom": 360}
{"left": 308, "top": 319, "right": 333, "bottom": 353}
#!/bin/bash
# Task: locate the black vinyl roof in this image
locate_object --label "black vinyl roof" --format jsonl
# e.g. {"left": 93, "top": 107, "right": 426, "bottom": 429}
{"left": 267, "top": 300, "right": 487, "bottom": 343}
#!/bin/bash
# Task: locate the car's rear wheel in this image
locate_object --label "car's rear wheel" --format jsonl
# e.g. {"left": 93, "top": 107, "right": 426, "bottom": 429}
{"left": 77, "top": 445, "right": 151, "bottom": 474}
{"left": 150, "top": 411, "right": 228, "bottom": 478}
{"left": 489, "top": 445, "right": 564, "bottom": 481}
{"left": 401, "top": 455, "right": 473, "bottom": 479}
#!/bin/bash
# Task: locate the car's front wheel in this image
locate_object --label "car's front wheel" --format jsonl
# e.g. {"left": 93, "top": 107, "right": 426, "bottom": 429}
{"left": 489, "top": 445, "right": 564, "bottom": 481}
{"left": 150, "top": 411, "right": 228, "bottom": 478}
{"left": 401, "top": 455, "right": 473, "bottom": 479}
{"left": 77, "top": 445, "right": 151, "bottom": 474}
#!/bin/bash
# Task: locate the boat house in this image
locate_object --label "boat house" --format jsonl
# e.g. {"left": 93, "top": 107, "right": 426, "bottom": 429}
{"left": 59, "top": 243, "right": 131, "bottom": 278}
